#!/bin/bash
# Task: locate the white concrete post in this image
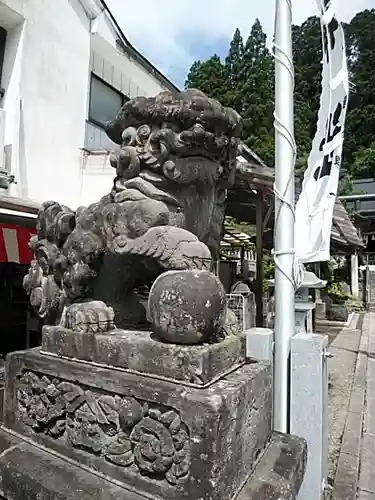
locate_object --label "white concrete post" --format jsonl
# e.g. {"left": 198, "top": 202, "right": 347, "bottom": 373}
{"left": 291, "top": 333, "right": 328, "bottom": 500}
{"left": 290, "top": 272, "right": 329, "bottom": 500}
{"left": 246, "top": 328, "right": 274, "bottom": 362}
{"left": 351, "top": 252, "right": 359, "bottom": 298}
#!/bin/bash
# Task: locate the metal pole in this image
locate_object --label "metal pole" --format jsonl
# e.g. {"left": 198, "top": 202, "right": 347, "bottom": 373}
{"left": 273, "top": 0, "right": 295, "bottom": 433}
{"left": 256, "top": 191, "right": 264, "bottom": 326}
{"left": 339, "top": 193, "right": 375, "bottom": 202}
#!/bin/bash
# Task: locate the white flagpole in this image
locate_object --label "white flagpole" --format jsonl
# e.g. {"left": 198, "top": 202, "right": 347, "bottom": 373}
{"left": 273, "top": 0, "right": 296, "bottom": 433}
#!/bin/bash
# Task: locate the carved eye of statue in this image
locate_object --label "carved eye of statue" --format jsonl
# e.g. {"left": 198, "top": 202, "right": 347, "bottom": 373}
{"left": 137, "top": 125, "right": 151, "bottom": 142}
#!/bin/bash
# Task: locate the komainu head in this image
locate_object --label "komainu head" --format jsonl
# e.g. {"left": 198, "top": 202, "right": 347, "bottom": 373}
{"left": 106, "top": 88, "right": 242, "bottom": 193}
{"left": 105, "top": 89, "right": 242, "bottom": 253}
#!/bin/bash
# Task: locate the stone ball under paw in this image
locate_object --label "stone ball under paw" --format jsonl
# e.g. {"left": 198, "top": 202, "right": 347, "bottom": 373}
{"left": 148, "top": 270, "right": 227, "bottom": 344}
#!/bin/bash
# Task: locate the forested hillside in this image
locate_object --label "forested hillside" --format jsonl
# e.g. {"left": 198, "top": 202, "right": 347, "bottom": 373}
{"left": 185, "top": 10, "right": 375, "bottom": 188}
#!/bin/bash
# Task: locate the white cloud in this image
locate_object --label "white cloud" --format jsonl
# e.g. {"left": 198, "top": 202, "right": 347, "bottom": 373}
{"left": 106, "top": 0, "right": 374, "bottom": 85}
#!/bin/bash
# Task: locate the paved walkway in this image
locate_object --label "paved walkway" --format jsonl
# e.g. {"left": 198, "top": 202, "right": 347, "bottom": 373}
{"left": 330, "top": 312, "right": 375, "bottom": 499}
{"left": 357, "top": 313, "right": 375, "bottom": 499}
{"left": 326, "top": 314, "right": 362, "bottom": 499}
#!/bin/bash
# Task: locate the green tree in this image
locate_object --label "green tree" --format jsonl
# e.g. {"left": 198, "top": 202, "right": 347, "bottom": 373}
{"left": 185, "top": 55, "right": 226, "bottom": 102}
{"left": 292, "top": 17, "right": 322, "bottom": 162}
{"left": 344, "top": 9, "right": 375, "bottom": 175}
{"left": 185, "top": 21, "right": 275, "bottom": 164}
{"left": 184, "top": 10, "right": 375, "bottom": 179}
{"left": 351, "top": 143, "right": 375, "bottom": 178}
{"left": 295, "top": 151, "right": 309, "bottom": 180}
{"left": 338, "top": 175, "right": 354, "bottom": 196}
{"left": 240, "top": 19, "right": 275, "bottom": 164}
{"left": 224, "top": 28, "right": 244, "bottom": 111}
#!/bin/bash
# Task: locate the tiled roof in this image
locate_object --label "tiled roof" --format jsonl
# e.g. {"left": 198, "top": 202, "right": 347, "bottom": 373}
{"left": 230, "top": 147, "right": 364, "bottom": 251}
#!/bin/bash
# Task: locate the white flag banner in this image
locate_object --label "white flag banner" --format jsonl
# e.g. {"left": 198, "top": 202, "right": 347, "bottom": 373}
{"left": 294, "top": 0, "right": 349, "bottom": 263}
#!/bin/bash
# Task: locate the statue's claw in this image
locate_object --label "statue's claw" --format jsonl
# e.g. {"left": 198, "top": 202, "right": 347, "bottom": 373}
{"left": 62, "top": 300, "right": 115, "bottom": 333}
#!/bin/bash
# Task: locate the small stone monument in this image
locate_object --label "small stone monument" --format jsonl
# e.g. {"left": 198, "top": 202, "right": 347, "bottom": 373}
{"left": 295, "top": 271, "right": 327, "bottom": 334}
{"left": 268, "top": 270, "right": 327, "bottom": 334}
{"left": 314, "top": 288, "right": 327, "bottom": 321}
{"left": 0, "top": 90, "right": 306, "bottom": 499}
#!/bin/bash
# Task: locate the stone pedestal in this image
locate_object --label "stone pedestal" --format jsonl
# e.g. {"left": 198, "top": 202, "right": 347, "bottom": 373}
{"left": 295, "top": 300, "right": 315, "bottom": 334}
{"left": 0, "top": 328, "right": 307, "bottom": 500}
{"left": 292, "top": 272, "right": 329, "bottom": 499}
{"left": 295, "top": 272, "right": 327, "bottom": 334}
{"left": 315, "top": 300, "right": 326, "bottom": 320}
{"left": 41, "top": 326, "right": 246, "bottom": 386}
{"left": 314, "top": 289, "right": 327, "bottom": 320}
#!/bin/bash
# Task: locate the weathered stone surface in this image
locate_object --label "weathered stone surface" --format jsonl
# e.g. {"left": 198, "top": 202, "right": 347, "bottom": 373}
{"left": 4, "top": 84, "right": 308, "bottom": 500}
{"left": 23, "top": 89, "right": 242, "bottom": 332}
{"left": 315, "top": 301, "right": 326, "bottom": 320}
{"left": 42, "top": 326, "right": 246, "bottom": 385}
{"left": 0, "top": 433, "right": 146, "bottom": 500}
{"left": 4, "top": 349, "right": 272, "bottom": 500}
{"left": 147, "top": 269, "right": 227, "bottom": 344}
{"left": 237, "top": 432, "right": 307, "bottom": 500}
{"left": 0, "top": 428, "right": 306, "bottom": 500}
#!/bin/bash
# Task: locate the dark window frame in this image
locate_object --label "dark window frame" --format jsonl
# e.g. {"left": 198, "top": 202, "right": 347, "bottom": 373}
{"left": 88, "top": 73, "right": 128, "bottom": 129}
{"left": 0, "top": 26, "right": 7, "bottom": 97}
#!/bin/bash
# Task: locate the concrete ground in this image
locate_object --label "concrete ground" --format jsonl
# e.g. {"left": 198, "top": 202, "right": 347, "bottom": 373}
{"left": 324, "top": 312, "right": 375, "bottom": 499}
{"left": 326, "top": 314, "right": 363, "bottom": 499}
{"left": 357, "top": 313, "right": 375, "bottom": 498}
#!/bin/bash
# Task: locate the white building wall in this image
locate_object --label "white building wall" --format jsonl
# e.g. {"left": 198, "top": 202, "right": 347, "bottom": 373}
{"left": 1, "top": 0, "right": 91, "bottom": 208}
{"left": 79, "top": 152, "right": 113, "bottom": 206}
{"left": 79, "top": 12, "right": 171, "bottom": 207}
{"left": 0, "top": 0, "right": 176, "bottom": 210}
{"left": 93, "top": 12, "right": 169, "bottom": 97}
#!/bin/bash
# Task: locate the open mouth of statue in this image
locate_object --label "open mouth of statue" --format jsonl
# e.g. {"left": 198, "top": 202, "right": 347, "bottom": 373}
{"left": 118, "top": 175, "right": 181, "bottom": 207}
{"left": 139, "top": 170, "right": 165, "bottom": 187}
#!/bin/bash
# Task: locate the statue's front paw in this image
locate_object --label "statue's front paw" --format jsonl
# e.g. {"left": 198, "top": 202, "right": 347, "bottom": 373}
{"left": 23, "top": 260, "right": 42, "bottom": 293}
{"left": 63, "top": 300, "right": 115, "bottom": 333}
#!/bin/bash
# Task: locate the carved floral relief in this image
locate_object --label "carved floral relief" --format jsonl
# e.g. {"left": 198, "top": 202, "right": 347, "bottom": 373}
{"left": 17, "top": 371, "right": 190, "bottom": 485}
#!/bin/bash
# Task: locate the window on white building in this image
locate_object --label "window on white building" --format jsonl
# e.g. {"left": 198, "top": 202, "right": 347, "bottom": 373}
{"left": 89, "top": 74, "right": 127, "bottom": 128}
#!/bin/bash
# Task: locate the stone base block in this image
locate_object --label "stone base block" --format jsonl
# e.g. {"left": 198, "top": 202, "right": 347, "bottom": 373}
{"left": 3, "top": 348, "right": 271, "bottom": 500}
{"left": 237, "top": 432, "right": 307, "bottom": 500}
{"left": 42, "top": 326, "right": 246, "bottom": 386}
{"left": 0, "top": 430, "right": 144, "bottom": 500}
{"left": 0, "top": 428, "right": 306, "bottom": 500}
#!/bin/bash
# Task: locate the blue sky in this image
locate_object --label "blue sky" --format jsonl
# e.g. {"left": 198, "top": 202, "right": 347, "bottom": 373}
{"left": 107, "top": 0, "right": 374, "bottom": 88}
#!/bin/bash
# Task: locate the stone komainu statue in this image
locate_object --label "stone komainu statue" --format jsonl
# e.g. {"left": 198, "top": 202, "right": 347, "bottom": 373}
{"left": 23, "top": 89, "right": 242, "bottom": 342}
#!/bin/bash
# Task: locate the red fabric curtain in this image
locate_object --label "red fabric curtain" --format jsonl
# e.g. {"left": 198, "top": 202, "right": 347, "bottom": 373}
{"left": 0, "top": 224, "right": 36, "bottom": 264}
